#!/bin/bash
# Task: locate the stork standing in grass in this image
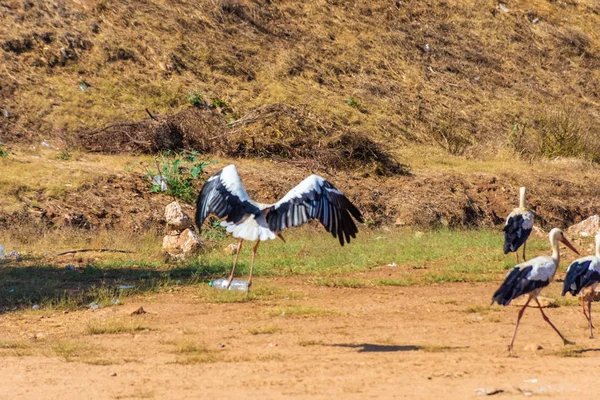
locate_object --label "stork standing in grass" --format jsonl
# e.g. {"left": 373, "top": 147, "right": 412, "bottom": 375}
{"left": 195, "top": 165, "right": 363, "bottom": 289}
{"left": 562, "top": 233, "right": 600, "bottom": 338}
{"left": 492, "top": 228, "right": 579, "bottom": 355}
{"left": 504, "top": 186, "right": 535, "bottom": 263}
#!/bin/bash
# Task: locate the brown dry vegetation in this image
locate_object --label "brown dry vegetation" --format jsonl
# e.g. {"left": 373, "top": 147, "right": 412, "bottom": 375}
{"left": 1, "top": 0, "right": 600, "bottom": 161}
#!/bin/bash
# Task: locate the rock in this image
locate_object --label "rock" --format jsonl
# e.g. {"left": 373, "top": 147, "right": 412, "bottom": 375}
{"left": 224, "top": 243, "right": 238, "bottom": 255}
{"left": 110, "top": 372, "right": 117, "bottom": 377}
{"left": 164, "top": 201, "right": 193, "bottom": 233}
{"left": 162, "top": 228, "right": 204, "bottom": 259}
{"left": 523, "top": 343, "right": 543, "bottom": 352}
{"left": 567, "top": 215, "right": 600, "bottom": 237}
{"left": 131, "top": 307, "right": 146, "bottom": 315}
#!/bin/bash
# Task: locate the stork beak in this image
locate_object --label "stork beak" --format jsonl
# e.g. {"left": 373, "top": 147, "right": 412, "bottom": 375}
{"left": 559, "top": 236, "right": 580, "bottom": 256}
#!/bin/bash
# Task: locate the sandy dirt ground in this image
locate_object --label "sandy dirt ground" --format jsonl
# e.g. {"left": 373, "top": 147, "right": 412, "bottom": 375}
{"left": 1, "top": 277, "right": 599, "bottom": 399}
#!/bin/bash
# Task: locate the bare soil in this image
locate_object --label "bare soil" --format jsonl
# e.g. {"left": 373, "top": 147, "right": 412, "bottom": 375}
{"left": 1, "top": 277, "right": 598, "bottom": 399}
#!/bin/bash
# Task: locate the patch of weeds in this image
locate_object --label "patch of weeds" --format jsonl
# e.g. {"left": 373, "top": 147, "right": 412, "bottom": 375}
{"left": 145, "top": 150, "right": 213, "bottom": 202}
{"left": 437, "top": 299, "right": 459, "bottom": 305}
{"left": 187, "top": 91, "right": 205, "bottom": 107}
{"left": 56, "top": 148, "right": 72, "bottom": 161}
{"left": 210, "top": 98, "right": 229, "bottom": 109}
{"left": 0, "top": 341, "right": 29, "bottom": 349}
{"left": 269, "top": 306, "right": 342, "bottom": 318}
{"left": 203, "top": 219, "right": 227, "bottom": 240}
{"left": 314, "top": 278, "right": 370, "bottom": 288}
{"left": 87, "top": 319, "right": 150, "bottom": 335}
{"left": 83, "top": 358, "right": 119, "bottom": 366}
{"left": 52, "top": 340, "right": 96, "bottom": 362}
{"left": 249, "top": 325, "right": 279, "bottom": 335}
{"left": 298, "top": 339, "right": 325, "bottom": 347}
{"left": 173, "top": 342, "right": 211, "bottom": 355}
{"left": 346, "top": 97, "right": 361, "bottom": 108}
{"left": 463, "top": 305, "right": 491, "bottom": 314}
{"left": 172, "top": 345, "right": 217, "bottom": 364}
{"left": 553, "top": 346, "right": 584, "bottom": 358}
{"left": 377, "top": 279, "right": 412, "bottom": 287}
{"left": 0, "top": 142, "right": 8, "bottom": 158}
{"left": 487, "top": 314, "right": 502, "bottom": 323}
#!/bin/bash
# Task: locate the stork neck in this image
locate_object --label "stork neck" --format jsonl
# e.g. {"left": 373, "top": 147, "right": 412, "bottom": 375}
{"left": 519, "top": 187, "right": 526, "bottom": 209}
{"left": 596, "top": 236, "right": 600, "bottom": 258}
{"left": 551, "top": 242, "right": 560, "bottom": 266}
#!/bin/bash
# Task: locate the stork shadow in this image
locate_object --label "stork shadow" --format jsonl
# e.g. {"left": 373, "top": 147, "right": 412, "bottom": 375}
{"left": 0, "top": 258, "right": 233, "bottom": 314}
{"left": 329, "top": 343, "right": 469, "bottom": 353}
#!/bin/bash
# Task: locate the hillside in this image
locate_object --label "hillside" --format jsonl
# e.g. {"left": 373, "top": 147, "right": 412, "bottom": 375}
{"left": 1, "top": 0, "right": 600, "bottom": 234}
{"left": 1, "top": 0, "right": 600, "bottom": 159}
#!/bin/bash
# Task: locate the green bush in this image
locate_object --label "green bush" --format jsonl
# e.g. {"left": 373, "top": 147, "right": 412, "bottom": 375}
{"left": 147, "top": 150, "right": 214, "bottom": 203}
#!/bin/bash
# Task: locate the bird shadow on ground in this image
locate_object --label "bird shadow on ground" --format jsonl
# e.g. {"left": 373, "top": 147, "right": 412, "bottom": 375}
{"left": 329, "top": 343, "right": 469, "bottom": 353}
{"left": 0, "top": 259, "right": 233, "bottom": 314}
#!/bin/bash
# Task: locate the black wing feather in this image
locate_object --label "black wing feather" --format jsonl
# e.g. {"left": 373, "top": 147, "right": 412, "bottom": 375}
{"left": 195, "top": 170, "right": 259, "bottom": 231}
{"left": 562, "top": 260, "right": 600, "bottom": 296}
{"left": 266, "top": 178, "right": 363, "bottom": 246}
{"left": 491, "top": 266, "right": 549, "bottom": 306}
{"left": 503, "top": 214, "right": 532, "bottom": 254}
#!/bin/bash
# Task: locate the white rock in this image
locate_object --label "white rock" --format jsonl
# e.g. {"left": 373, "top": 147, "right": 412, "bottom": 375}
{"left": 567, "top": 215, "right": 600, "bottom": 238}
{"left": 163, "top": 228, "right": 204, "bottom": 259}
{"left": 164, "top": 201, "right": 193, "bottom": 233}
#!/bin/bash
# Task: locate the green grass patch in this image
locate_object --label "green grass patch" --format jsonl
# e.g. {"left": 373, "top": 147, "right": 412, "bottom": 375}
{"left": 377, "top": 279, "right": 413, "bottom": 287}
{"left": 313, "top": 278, "right": 370, "bottom": 288}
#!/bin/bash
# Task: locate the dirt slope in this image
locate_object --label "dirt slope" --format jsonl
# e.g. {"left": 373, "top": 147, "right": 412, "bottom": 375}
{"left": 1, "top": 0, "right": 600, "bottom": 159}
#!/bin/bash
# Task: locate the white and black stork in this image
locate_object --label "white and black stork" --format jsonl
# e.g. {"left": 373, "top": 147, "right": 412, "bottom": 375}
{"left": 195, "top": 165, "right": 363, "bottom": 289}
{"left": 562, "top": 233, "right": 600, "bottom": 338}
{"left": 492, "top": 228, "right": 579, "bottom": 355}
{"left": 503, "top": 187, "right": 535, "bottom": 264}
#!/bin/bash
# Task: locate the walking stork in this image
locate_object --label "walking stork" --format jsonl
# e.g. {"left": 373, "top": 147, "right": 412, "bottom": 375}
{"left": 195, "top": 165, "right": 363, "bottom": 289}
{"left": 562, "top": 233, "right": 600, "bottom": 338}
{"left": 492, "top": 228, "right": 579, "bottom": 355}
{"left": 504, "top": 187, "right": 534, "bottom": 263}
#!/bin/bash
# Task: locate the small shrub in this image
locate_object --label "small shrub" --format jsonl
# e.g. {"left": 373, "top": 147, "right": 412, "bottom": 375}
{"left": 346, "top": 97, "right": 361, "bottom": 108}
{"left": 0, "top": 142, "right": 8, "bottom": 158}
{"left": 56, "top": 148, "right": 71, "bottom": 160}
{"left": 187, "top": 92, "right": 205, "bottom": 108}
{"left": 535, "top": 107, "right": 588, "bottom": 159}
{"left": 146, "top": 150, "right": 213, "bottom": 202}
{"left": 203, "top": 219, "right": 227, "bottom": 240}
{"left": 210, "top": 98, "right": 228, "bottom": 109}
{"left": 428, "top": 110, "right": 472, "bottom": 156}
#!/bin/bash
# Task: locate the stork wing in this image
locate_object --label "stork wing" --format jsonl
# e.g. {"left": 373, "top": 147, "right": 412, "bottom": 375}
{"left": 195, "top": 165, "right": 259, "bottom": 230}
{"left": 503, "top": 211, "right": 534, "bottom": 254}
{"left": 491, "top": 256, "right": 554, "bottom": 306}
{"left": 265, "top": 175, "right": 363, "bottom": 246}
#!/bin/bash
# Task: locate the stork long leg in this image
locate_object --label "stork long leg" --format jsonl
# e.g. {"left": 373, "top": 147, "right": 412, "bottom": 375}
{"left": 581, "top": 293, "right": 592, "bottom": 324}
{"left": 588, "top": 296, "right": 594, "bottom": 339}
{"left": 515, "top": 252, "right": 519, "bottom": 264}
{"left": 522, "top": 241, "right": 527, "bottom": 261}
{"left": 535, "top": 298, "right": 573, "bottom": 346}
{"left": 227, "top": 239, "right": 244, "bottom": 289}
{"left": 247, "top": 240, "right": 260, "bottom": 289}
{"left": 508, "top": 297, "right": 531, "bottom": 356}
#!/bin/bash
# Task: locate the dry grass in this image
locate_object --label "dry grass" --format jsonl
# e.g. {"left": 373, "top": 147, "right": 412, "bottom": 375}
{"left": 86, "top": 319, "right": 150, "bottom": 335}
{"left": 1, "top": 0, "right": 600, "bottom": 163}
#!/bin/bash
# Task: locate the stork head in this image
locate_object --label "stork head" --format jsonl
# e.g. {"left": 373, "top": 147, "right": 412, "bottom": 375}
{"left": 549, "top": 228, "right": 579, "bottom": 256}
